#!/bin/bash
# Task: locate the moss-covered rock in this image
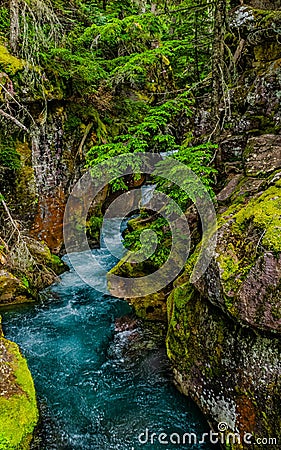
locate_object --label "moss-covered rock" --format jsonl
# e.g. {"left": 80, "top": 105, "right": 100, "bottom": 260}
{"left": 26, "top": 239, "right": 66, "bottom": 275}
{"left": 0, "top": 238, "right": 66, "bottom": 307}
{"left": 163, "top": 151, "right": 281, "bottom": 448}
{"left": 126, "top": 291, "right": 167, "bottom": 321}
{"left": 108, "top": 254, "right": 169, "bottom": 321}
{"left": 166, "top": 284, "right": 281, "bottom": 449}
{"left": 0, "top": 44, "right": 24, "bottom": 75}
{"left": 0, "top": 271, "right": 31, "bottom": 306}
{"left": 0, "top": 320, "right": 38, "bottom": 449}
{"left": 193, "top": 173, "right": 281, "bottom": 333}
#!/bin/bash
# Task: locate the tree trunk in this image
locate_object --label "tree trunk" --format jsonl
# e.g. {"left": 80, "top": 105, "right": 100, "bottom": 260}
{"left": 212, "top": 0, "right": 226, "bottom": 121}
{"left": 194, "top": 8, "right": 200, "bottom": 82}
{"left": 10, "top": 0, "right": 20, "bottom": 55}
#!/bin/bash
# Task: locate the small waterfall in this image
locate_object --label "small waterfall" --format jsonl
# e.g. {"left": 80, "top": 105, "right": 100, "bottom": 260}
{"left": 159, "top": 149, "right": 179, "bottom": 159}
{"left": 140, "top": 184, "right": 157, "bottom": 206}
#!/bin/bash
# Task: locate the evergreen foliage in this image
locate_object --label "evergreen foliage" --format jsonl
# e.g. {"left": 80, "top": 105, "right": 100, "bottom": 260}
{"left": 0, "top": 0, "right": 219, "bottom": 267}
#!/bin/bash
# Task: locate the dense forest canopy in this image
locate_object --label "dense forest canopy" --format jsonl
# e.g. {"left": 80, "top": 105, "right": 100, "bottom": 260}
{"left": 1, "top": 0, "right": 219, "bottom": 132}
{"left": 0, "top": 0, "right": 239, "bottom": 267}
{"left": 0, "top": 0, "right": 225, "bottom": 196}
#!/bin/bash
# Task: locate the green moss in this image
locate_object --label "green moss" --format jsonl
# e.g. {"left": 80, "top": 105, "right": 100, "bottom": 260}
{"left": 0, "top": 8, "right": 9, "bottom": 35}
{"left": 0, "top": 44, "right": 24, "bottom": 75}
{"left": 217, "top": 243, "right": 255, "bottom": 301}
{"left": 166, "top": 281, "right": 228, "bottom": 379}
{"left": 235, "top": 184, "right": 281, "bottom": 253}
{"left": 218, "top": 244, "right": 238, "bottom": 280}
{"left": 64, "top": 112, "right": 83, "bottom": 133}
{"left": 87, "top": 214, "right": 103, "bottom": 243}
{"left": 212, "top": 179, "right": 281, "bottom": 317}
{"left": 166, "top": 282, "right": 194, "bottom": 367}
{"left": 0, "top": 134, "right": 21, "bottom": 171}
{"left": 108, "top": 251, "right": 151, "bottom": 278}
{"left": 128, "top": 291, "right": 167, "bottom": 321}
{"left": 50, "top": 254, "right": 66, "bottom": 275}
{"left": 20, "top": 276, "right": 30, "bottom": 289}
{"left": 247, "top": 115, "right": 278, "bottom": 134}
{"left": 252, "top": 9, "right": 281, "bottom": 28}
{"left": 0, "top": 338, "right": 38, "bottom": 449}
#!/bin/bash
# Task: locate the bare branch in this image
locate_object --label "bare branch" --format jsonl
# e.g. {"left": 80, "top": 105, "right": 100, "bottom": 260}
{"left": 0, "top": 82, "right": 36, "bottom": 125}
{"left": 0, "top": 108, "right": 29, "bottom": 132}
{"left": 77, "top": 122, "right": 93, "bottom": 157}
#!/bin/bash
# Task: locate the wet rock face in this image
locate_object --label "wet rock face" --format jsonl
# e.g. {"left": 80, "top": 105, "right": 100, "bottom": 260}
{"left": 167, "top": 288, "right": 281, "bottom": 446}
{"left": 244, "top": 135, "right": 281, "bottom": 176}
{"left": 0, "top": 45, "right": 84, "bottom": 254}
{"left": 225, "top": 7, "right": 281, "bottom": 146}
{"left": 29, "top": 105, "right": 83, "bottom": 253}
{"left": 237, "top": 252, "right": 281, "bottom": 331}
{"left": 110, "top": 314, "right": 168, "bottom": 376}
{"left": 164, "top": 6, "right": 281, "bottom": 442}
{"left": 0, "top": 322, "right": 38, "bottom": 448}
{"left": 115, "top": 315, "right": 141, "bottom": 332}
{"left": 32, "top": 188, "right": 66, "bottom": 254}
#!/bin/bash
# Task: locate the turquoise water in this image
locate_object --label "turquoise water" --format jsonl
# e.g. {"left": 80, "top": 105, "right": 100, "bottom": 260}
{"left": 1, "top": 220, "right": 216, "bottom": 450}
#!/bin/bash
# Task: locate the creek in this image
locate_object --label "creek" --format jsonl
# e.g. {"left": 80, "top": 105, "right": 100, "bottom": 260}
{"left": 2, "top": 218, "right": 216, "bottom": 449}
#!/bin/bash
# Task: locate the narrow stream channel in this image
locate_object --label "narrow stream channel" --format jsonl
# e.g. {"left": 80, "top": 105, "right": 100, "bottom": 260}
{"left": 2, "top": 219, "right": 216, "bottom": 449}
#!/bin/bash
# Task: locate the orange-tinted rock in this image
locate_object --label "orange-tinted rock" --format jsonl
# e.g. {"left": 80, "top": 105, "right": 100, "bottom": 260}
{"left": 31, "top": 187, "right": 66, "bottom": 254}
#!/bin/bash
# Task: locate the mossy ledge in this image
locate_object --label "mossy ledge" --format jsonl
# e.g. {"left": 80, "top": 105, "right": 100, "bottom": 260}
{"left": 107, "top": 254, "right": 169, "bottom": 321}
{"left": 0, "top": 320, "right": 38, "bottom": 449}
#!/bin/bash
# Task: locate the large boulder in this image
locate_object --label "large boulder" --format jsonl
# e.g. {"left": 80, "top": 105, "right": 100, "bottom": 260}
{"left": 0, "top": 321, "right": 38, "bottom": 448}
{"left": 195, "top": 172, "right": 281, "bottom": 334}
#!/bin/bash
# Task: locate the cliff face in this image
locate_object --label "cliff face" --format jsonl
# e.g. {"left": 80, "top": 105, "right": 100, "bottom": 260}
{"left": 0, "top": 43, "right": 89, "bottom": 305}
{"left": 167, "top": 172, "right": 281, "bottom": 447}
{"left": 166, "top": 5, "right": 281, "bottom": 448}
{"left": 0, "top": 49, "right": 85, "bottom": 254}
